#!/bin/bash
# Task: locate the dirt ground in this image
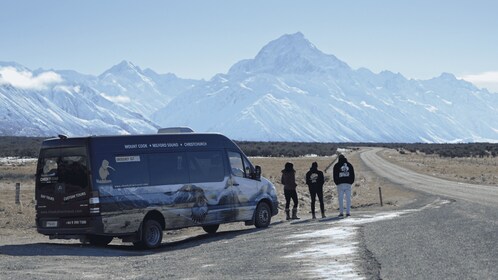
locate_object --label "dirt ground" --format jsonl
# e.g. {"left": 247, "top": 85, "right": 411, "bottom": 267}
{"left": 1, "top": 148, "right": 496, "bottom": 243}
{"left": 379, "top": 149, "right": 498, "bottom": 186}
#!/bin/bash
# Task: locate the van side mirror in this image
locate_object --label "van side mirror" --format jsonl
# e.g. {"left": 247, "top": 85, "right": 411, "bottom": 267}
{"left": 253, "top": 165, "right": 261, "bottom": 181}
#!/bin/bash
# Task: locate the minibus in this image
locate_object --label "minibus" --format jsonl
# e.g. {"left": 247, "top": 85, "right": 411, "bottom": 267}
{"left": 35, "top": 132, "right": 278, "bottom": 249}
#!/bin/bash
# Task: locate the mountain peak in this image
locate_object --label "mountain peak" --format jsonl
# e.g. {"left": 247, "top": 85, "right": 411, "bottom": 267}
{"left": 100, "top": 60, "right": 141, "bottom": 77}
{"left": 228, "top": 32, "right": 350, "bottom": 76}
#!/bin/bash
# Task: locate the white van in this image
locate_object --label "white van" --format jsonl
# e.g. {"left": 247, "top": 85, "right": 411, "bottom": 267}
{"left": 35, "top": 132, "right": 279, "bottom": 249}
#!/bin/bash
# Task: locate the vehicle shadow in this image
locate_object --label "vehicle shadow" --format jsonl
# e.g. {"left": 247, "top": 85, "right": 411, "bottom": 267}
{"left": 0, "top": 227, "right": 265, "bottom": 257}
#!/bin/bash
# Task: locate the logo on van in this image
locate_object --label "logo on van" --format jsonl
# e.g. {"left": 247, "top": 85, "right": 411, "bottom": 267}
{"left": 96, "top": 159, "right": 115, "bottom": 184}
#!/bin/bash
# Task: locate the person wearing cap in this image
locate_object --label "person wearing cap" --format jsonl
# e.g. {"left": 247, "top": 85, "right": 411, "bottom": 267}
{"left": 281, "top": 162, "right": 300, "bottom": 220}
{"left": 333, "top": 154, "right": 355, "bottom": 217}
{"left": 306, "top": 162, "right": 326, "bottom": 219}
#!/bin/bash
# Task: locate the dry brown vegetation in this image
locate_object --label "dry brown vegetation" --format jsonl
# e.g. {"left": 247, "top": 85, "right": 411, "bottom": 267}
{"left": 5, "top": 147, "right": 496, "bottom": 238}
{"left": 0, "top": 149, "right": 405, "bottom": 237}
{"left": 379, "top": 149, "right": 498, "bottom": 186}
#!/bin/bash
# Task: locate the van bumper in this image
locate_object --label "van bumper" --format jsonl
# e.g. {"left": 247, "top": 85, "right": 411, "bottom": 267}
{"left": 36, "top": 216, "right": 106, "bottom": 239}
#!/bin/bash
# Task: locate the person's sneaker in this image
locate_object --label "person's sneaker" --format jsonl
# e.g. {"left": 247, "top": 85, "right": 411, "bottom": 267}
{"left": 338, "top": 213, "right": 344, "bottom": 218}
{"left": 346, "top": 213, "right": 351, "bottom": 217}
{"left": 321, "top": 214, "right": 326, "bottom": 219}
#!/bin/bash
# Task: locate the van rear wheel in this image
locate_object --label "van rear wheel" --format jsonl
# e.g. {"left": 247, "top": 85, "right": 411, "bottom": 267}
{"left": 202, "top": 224, "right": 219, "bottom": 234}
{"left": 134, "top": 219, "right": 163, "bottom": 249}
{"left": 254, "top": 202, "right": 271, "bottom": 228}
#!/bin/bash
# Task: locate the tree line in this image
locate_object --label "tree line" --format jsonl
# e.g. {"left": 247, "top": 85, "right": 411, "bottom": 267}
{"left": 0, "top": 136, "right": 497, "bottom": 158}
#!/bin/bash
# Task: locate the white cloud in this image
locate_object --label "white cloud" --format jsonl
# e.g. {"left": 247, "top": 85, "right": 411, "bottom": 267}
{"left": 460, "top": 71, "right": 498, "bottom": 93}
{"left": 101, "top": 93, "right": 131, "bottom": 103}
{"left": 0, "top": 66, "right": 63, "bottom": 90}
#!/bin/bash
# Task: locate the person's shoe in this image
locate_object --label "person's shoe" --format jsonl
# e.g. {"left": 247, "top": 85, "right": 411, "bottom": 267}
{"left": 338, "top": 213, "right": 344, "bottom": 218}
{"left": 321, "top": 213, "right": 326, "bottom": 219}
{"left": 291, "top": 209, "right": 300, "bottom": 220}
{"left": 312, "top": 213, "right": 316, "bottom": 219}
{"left": 346, "top": 213, "right": 351, "bottom": 217}
{"left": 285, "top": 209, "right": 291, "bottom": 220}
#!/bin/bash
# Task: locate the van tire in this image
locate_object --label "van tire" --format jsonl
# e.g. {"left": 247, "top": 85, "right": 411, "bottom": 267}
{"left": 254, "top": 202, "right": 271, "bottom": 228}
{"left": 134, "top": 219, "right": 163, "bottom": 249}
{"left": 87, "top": 235, "right": 113, "bottom": 246}
{"left": 202, "top": 224, "right": 219, "bottom": 234}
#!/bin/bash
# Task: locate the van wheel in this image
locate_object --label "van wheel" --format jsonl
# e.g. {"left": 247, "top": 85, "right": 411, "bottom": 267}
{"left": 87, "top": 235, "right": 113, "bottom": 246}
{"left": 202, "top": 224, "right": 219, "bottom": 234}
{"left": 134, "top": 219, "right": 163, "bottom": 249}
{"left": 254, "top": 202, "right": 271, "bottom": 228}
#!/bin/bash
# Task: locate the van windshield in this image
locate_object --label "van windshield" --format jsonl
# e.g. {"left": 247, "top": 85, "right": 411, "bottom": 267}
{"left": 37, "top": 147, "right": 89, "bottom": 194}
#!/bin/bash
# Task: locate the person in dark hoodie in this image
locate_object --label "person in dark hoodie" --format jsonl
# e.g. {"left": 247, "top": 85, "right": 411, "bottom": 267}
{"left": 281, "top": 162, "right": 300, "bottom": 220}
{"left": 306, "top": 162, "right": 325, "bottom": 219}
{"left": 333, "top": 154, "right": 355, "bottom": 217}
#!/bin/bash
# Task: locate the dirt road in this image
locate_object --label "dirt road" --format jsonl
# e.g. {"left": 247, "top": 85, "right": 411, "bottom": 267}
{"left": 360, "top": 148, "right": 498, "bottom": 279}
{"left": 361, "top": 148, "right": 498, "bottom": 207}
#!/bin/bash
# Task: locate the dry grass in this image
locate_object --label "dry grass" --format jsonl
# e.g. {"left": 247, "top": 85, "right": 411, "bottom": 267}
{"left": 0, "top": 161, "right": 37, "bottom": 234}
{"left": 379, "top": 149, "right": 498, "bottom": 186}
{"left": 7, "top": 147, "right": 494, "bottom": 234}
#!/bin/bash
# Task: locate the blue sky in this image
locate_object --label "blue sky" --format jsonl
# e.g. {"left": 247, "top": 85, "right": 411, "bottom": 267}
{"left": 1, "top": 0, "right": 498, "bottom": 91}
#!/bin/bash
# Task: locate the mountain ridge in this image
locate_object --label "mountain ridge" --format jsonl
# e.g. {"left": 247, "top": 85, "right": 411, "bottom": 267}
{"left": 1, "top": 32, "right": 497, "bottom": 142}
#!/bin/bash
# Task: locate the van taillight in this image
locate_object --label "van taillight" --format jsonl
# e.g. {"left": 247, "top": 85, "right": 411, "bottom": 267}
{"left": 89, "top": 191, "right": 100, "bottom": 214}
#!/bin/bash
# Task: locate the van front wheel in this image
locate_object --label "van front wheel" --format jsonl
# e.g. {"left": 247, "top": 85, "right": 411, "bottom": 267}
{"left": 134, "top": 219, "right": 163, "bottom": 249}
{"left": 254, "top": 202, "right": 271, "bottom": 228}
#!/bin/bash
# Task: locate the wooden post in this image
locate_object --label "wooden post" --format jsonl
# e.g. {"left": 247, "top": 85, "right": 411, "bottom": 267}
{"left": 15, "top": 183, "right": 21, "bottom": 205}
{"left": 378, "top": 187, "right": 383, "bottom": 207}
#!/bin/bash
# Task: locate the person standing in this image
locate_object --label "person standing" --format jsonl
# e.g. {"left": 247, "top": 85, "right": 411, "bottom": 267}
{"left": 333, "top": 154, "right": 355, "bottom": 217}
{"left": 306, "top": 162, "right": 326, "bottom": 219}
{"left": 281, "top": 162, "right": 300, "bottom": 220}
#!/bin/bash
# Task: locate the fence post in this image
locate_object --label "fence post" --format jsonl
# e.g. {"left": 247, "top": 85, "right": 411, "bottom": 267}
{"left": 15, "top": 183, "right": 21, "bottom": 205}
{"left": 378, "top": 187, "right": 383, "bottom": 207}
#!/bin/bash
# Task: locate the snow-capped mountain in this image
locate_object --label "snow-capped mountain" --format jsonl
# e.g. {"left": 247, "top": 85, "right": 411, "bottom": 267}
{"left": 0, "top": 61, "right": 199, "bottom": 137}
{"left": 152, "top": 32, "right": 498, "bottom": 142}
{"left": 94, "top": 60, "right": 200, "bottom": 117}
{"left": 0, "top": 74, "right": 158, "bottom": 136}
{"left": 2, "top": 32, "right": 498, "bottom": 142}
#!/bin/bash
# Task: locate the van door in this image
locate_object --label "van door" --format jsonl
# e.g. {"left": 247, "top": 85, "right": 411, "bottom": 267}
{"left": 187, "top": 150, "right": 235, "bottom": 224}
{"left": 227, "top": 151, "right": 260, "bottom": 221}
{"left": 36, "top": 146, "right": 92, "bottom": 232}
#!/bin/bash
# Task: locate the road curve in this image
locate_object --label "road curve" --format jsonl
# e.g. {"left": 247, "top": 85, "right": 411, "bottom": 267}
{"left": 360, "top": 148, "right": 498, "bottom": 208}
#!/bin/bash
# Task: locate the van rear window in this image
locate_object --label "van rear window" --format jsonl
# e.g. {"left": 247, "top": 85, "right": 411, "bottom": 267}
{"left": 38, "top": 147, "right": 89, "bottom": 193}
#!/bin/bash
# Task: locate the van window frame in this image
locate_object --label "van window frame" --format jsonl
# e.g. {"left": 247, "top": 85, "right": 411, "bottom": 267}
{"left": 227, "top": 150, "right": 254, "bottom": 179}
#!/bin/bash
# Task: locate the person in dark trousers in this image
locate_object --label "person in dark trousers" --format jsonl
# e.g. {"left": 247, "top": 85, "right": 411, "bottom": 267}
{"left": 305, "top": 162, "right": 325, "bottom": 219}
{"left": 281, "top": 162, "right": 300, "bottom": 220}
{"left": 333, "top": 154, "right": 355, "bottom": 217}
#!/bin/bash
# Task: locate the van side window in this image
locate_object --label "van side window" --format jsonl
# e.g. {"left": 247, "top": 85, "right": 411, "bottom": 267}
{"left": 112, "top": 156, "right": 149, "bottom": 188}
{"left": 149, "top": 152, "right": 188, "bottom": 185}
{"left": 228, "top": 151, "right": 247, "bottom": 178}
{"left": 188, "top": 151, "right": 225, "bottom": 183}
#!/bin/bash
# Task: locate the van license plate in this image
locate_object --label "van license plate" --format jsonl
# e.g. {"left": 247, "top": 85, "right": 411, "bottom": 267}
{"left": 46, "top": 221, "right": 58, "bottom": 227}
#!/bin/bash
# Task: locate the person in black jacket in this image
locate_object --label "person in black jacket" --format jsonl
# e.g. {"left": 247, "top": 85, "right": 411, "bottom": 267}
{"left": 306, "top": 162, "right": 325, "bottom": 219}
{"left": 333, "top": 154, "right": 355, "bottom": 217}
{"left": 281, "top": 162, "right": 300, "bottom": 220}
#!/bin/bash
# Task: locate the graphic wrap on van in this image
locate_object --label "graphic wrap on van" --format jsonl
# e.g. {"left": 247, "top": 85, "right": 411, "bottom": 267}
{"left": 36, "top": 133, "right": 278, "bottom": 248}
{"left": 94, "top": 149, "right": 276, "bottom": 234}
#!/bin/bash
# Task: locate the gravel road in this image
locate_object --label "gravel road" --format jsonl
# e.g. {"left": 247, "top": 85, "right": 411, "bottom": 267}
{"left": 359, "top": 148, "right": 498, "bottom": 279}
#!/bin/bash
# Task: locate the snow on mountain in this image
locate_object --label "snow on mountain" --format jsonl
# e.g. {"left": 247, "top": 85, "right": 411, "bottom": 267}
{"left": 2, "top": 32, "right": 498, "bottom": 142}
{"left": 0, "top": 65, "right": 158, "bottom": 137}
{"left": 153, "top": 32, "right": 498, "bottom": 142}
{"left": 94, "top": 60, "right": 200, "bottom": 118}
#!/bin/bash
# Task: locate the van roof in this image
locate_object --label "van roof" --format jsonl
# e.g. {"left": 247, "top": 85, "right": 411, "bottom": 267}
{"left": 41, "top": 132, "right": 241, "bottom": 152}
